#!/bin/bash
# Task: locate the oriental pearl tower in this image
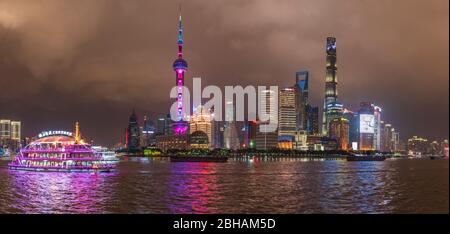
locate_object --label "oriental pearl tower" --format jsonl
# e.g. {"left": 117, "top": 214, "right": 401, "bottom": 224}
{"left": 172, "top": 10, "right": 189, "bottom": 135}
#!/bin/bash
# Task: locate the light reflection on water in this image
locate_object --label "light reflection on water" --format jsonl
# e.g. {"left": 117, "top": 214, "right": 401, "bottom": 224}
{"left": 0, "top": 158, "right": 448, "bottom": 214}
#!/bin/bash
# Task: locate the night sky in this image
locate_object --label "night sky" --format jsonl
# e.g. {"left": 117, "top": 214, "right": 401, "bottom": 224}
{"left": 0, "top": 0, "right": 448, "bottom": 146}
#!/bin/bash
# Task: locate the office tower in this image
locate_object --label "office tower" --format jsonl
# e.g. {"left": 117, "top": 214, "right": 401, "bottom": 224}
{"left": 255, "top": 90, "right": 278, "bottom": 150}
{"left": 189, "top": 105, "right": 212, "bottom": 148}
{"left": 223, "top": 101, "right": 240, "bottom": 150}
{"left": 329, "top": 118, "right": 349, "bottom": 150}
{"left": 0, "top": 120, "right": 11, "bottom": 139}
{"left": 295, "top": 70, "right": 309, "bottom": 131}
{"left": 156, "top": 114, "right": 172, "bottom": 136}
{"left": 343, "top": 108, "right": 359, "bottom": 149}
{"left": 358, "top": 102, "right": 375, "bottom": 150}
{"left": 10, "top": 121, "right": 21, "bottom": 142}
{"left": 0, "top": 119, "right": 21, "bottom": 151}
{"left": 392, "top": 129, "right": 400, "bottom": 152}
{"left": 279, "top": 87, "right": 297, "bottom": 137}
{"left": 322, "top": 37, "right": 338, "bottom": 136}
{"left": 141, "top": 115, "right": 156, "bottom": 147}
{"left": 325, "top": 102, "right": 344, "bottom": 137}
{"left": 381, "top": 123, "right": 393, "bottom": 152}
{"left": 172, "top": 11, "right": 189, "bottom": 135}
{"left": 126, "top": 109, "right": 141, "bottom": 150}
{"left": 373, "top": 105, "right": 382, "bottom": 150}
{"left": 306, "top": 105, "right": 319, "bottom": 135}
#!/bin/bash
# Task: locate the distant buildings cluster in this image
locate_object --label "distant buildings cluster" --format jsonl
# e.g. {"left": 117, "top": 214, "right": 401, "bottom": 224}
{"left": 119, "top": 16, "right": 448, "bottom": 156}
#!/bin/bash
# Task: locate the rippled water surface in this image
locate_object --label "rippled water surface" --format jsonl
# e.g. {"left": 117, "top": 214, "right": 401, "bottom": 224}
{"left": 0, "top": 158, "right": 448, "bottom": 213}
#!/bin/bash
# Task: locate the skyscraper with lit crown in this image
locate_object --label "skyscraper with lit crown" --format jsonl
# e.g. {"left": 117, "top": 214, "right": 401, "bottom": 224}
{"left": 322, "top": 37, "right": 338, "bottom": 136}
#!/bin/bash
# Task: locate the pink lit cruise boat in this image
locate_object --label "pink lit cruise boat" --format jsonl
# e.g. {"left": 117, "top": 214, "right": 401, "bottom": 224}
{"left": 9, "top": 122, "right": 114, "bottom": 172}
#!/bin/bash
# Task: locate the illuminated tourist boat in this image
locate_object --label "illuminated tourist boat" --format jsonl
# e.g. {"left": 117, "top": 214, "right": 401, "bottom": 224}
{"left": 9, "top": 122, "right": 114, "bottom": 172}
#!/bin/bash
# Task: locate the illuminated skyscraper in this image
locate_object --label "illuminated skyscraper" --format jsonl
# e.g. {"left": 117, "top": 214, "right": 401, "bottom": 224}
{"left": 223, "top": 101, "right": 240, "bottom": 150}
{"left": 306, "top": 105, "right": 319, "bottom": 135}
{"left": 358, "top": 102, "right": 375, "bottom": 150}
{"left": 172, "top": 10, "right": 189, "bottom": 135}
{"left": 279, "top": 87, "right": 297, "bottom": 137}
{"left": 343, "top": 108, "right": 359, "bottom": 149}
{"left": 322, "top": 37, "right": 338, "bottom": 135}
{"left": 126, "top": 109, "right": 141, "bottom": 150}
{"left": 373, "top": 105, "right": 382, "bottom": 150}
{"left": 381, "top": 122, "right": 393, "bottom": 152}
{"left": 256, "top": 90, "right": 278, "bottom": 150}
{"left": 0, "top": 119, "right": 21, "bottom": 151}
{"left": 329, "top": 117, "right": 349, "bottom": 150}
{"left": 295, "top": 70, "right": 309, "bottom": 131}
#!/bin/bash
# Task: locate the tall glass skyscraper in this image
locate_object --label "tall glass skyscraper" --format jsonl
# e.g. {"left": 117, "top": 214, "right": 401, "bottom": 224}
{"left": 322, "top": 37, "right": 338, "bottom": 136}
{"left": 126, "top": 109, "right": 141, "bottom": 150}
{"left": 295, "top": 70, "right": 309, "bottom": 131}
{"left": 279, "top": 87, "right": 297, "bottom": 137}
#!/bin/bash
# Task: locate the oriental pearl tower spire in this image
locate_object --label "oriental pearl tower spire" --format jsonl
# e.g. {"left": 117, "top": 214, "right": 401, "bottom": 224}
{"left": 172, "top": 7, "right": 189, "bottom": 135}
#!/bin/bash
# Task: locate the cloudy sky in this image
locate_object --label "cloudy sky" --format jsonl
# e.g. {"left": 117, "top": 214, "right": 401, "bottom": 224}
{"left": 0, "top": 0, "right": 448, "bottom": 146}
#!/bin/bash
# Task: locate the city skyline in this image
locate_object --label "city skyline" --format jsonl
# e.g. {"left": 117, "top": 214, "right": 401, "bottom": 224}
{"left": 0, "top": 0, "right": 448, "bottom": 146}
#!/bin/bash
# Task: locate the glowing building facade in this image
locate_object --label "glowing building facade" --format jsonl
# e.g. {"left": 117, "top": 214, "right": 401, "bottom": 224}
{"left": 279, "top": 87, "right": 297, "bottom": 137}
{"left": 189, "top": 105, "right": 212, "bottom": 148}
{"left": 295, "top": 70, "right": 309, "bottom": 131}
{"left": 329, "top": 118, "right": 349, "bottom": 150}
{"left": 0, "top": 119, "right": 21, "bottom": 151}
{"left": 322, "top": 37, "right": 338, "bottom": 135}
{"left": 358, "top": 102, "right": 375, "bottom": 150}
{"left": 172, "top": 12, "right": 189, "bottom": 135}
{"left": 373, "top": 105, "right": 382, "bottom": 150}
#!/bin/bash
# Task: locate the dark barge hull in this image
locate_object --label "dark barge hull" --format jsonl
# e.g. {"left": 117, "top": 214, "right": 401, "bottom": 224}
{"left": 346, "top": 156, "right": 386, "bottom": 161}
{"left": 170, "top": 156, "right": 228, "bottom": 163}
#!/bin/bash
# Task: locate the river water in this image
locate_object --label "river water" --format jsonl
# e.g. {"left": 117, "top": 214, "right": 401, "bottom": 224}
{"left": 0, "top": 157, "right": 448, "bottom": 214}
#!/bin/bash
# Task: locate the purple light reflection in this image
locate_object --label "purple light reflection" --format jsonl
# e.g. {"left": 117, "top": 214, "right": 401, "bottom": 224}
{"left": 167, "top": 162, "right": 224, "bottom": 214}
{"left": 8, "top": 170, "right": 117, "bottom": 213}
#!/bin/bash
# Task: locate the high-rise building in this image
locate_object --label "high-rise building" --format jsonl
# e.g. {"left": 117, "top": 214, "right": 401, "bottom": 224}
{"left": 223, "top": 101, "right": 240, "bottom": 150}
{"left": 156, "top": 114, "right": 172, "bottom": 136}
{"left": 279, "top": 87, "right": 296, "bottom": 137}
{"left": 373, "top": 105, "right": 382, "bottom": 151}
{"left": 172, "top": 11, "right": 189, "bottom": 135}
{"left": 343, "top": 109, "right": 359, "bottom": 149}
{"left": 141, "top": 115, "right": 156, "bottom": 147}
{"left": 306, "top": 105, "right": 319, "bottom": 135}
{"left": 329, "top": 117, "right": 349, "bottom": 150}
{"left": 11, "top": 121, "right": 21, "bottom": 142}
{"left": 358, "top": 102, "right": 375, "bottom": 150}
{"left": 392, "top": 129, "right": 400, "bottom": 152}
{"left": 126, "top": 109, "right": 141, "bottom": 150}
{"left": 325, "top": 102, "right": 344, "bottom": 137}
{"left": 0, "top": 119, "right": 21, "bottom": 151}
{"left": 322, "top": 37, "right": 338, "bottom": 136}
{"left": 381, "top": 123, "right": 393, "bottom": 152}
{"left": 210, "top": 109, "right": 222, "bottom": 149}
{"left": 256, "top": 90, "right": 278, "bottom": 150}
{"left": 295, "top": 70, "right": 309, "bottom": 131}
{"left": 0, "top": 120, "right": 11, "bottom": 139}
{"left": 189, "top": 105, "right": 212, "bottom": 148}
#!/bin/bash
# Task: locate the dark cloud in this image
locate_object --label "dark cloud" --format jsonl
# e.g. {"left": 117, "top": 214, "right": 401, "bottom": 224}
{"left": 0, "top": 0, "right": 448, "bottom": 146}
